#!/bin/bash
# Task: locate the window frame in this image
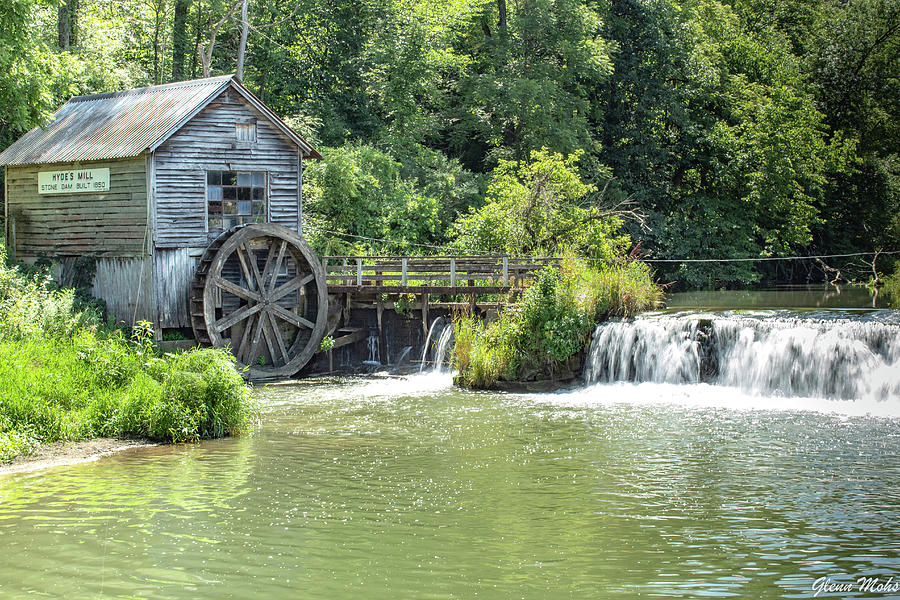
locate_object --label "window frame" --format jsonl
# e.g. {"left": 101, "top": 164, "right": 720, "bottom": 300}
{"left": 205, "top": 169, "right": 268, "bottom": 234}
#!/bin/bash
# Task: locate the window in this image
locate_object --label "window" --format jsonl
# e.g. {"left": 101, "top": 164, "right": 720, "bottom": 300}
{"left": 207, "top": 171, "right": 266, "bottom": 232}
{"left": 235, "top": 122, "right": 257, "bottom": 142}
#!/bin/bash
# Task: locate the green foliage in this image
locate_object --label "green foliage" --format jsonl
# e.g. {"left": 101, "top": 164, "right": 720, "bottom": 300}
{"left": 453, "top": 258, "right": 660, "bottom": 388}
{"left": 0, "top": 239, "right": 255, "bottom": 463}
{"left": 883, "top": 263, "right": 900, "bottom": 309}
{"left": 0, "top": 0, "right": 897, "bottom": 288}
{"left": 304, "top": 142, "right": 483, "bottom": 255}
{"left": 319, "top": 335, "right": 334, "bottom": 352}
{"left": 452, "top": 149, "right": 629, "bottom": 258}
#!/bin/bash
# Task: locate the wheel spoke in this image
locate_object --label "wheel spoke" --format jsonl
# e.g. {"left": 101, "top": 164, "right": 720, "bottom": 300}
{"left": 270, "top": 304, "right": 315, "bottom": 329}
{"left": 259, "top": 312, "right": 278, "bottom": 367}
{"left": 246, "top": 310, "right": 266, "bottom": 367}
{"left": 268, "top": 241, "right": 288, "bottom": 295}
{"left": 215, "top": 277, "right": 262, "bottom": 303}
{"left": 213, "top": 302, "right": 263, "bottom": 333}
{"left": 235, "top": 313, "right": 257, "bottom": 362}
{"left": 243, "top": 243, "right": 266, "bottom": 292}
{"left": 234, "top": 245, "right": 257, "bottom": 291}
{"left": 264, "top": 312, "right": 291, "bottom": 365}
{"left": 259, "top": 240, "right": 277, "bottom": 291}
{"left": 271, "top": 273, "right": 314, "bottom": 302}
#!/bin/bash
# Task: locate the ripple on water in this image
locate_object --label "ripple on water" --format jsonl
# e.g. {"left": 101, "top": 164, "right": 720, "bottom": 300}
{"left": 1, "top": 373, "right": 899, "bottom": 599}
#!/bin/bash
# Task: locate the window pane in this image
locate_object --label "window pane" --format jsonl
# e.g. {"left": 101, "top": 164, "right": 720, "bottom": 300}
{"left": 208, "top": 201, "right": 222, "bottom": 215}
{"left": 238, "top": 201, "right": 251, "bottom": 215}
{"left": 237, "top": 186, "right": 251, "bottom": 201}
{"left": 252, "top": 200, "right": 265, "bottom": 216}
{"left": 223, "top": 187, "right": 236, "bottom": 200}
{"left": 252, "top": 187, "right": 264, "bottom": 200}
{"left": 207, "top": 186, "right": 222, "bottom": 201}
{"left": 222, "top": 171, "right": 236, "bottom": 186}
{"left": 252, "top": 215, "right": 265, "bottom": 224}
{"left": 224, "top": 201, "right": 237, "bottom": 215}
{"left": 207, "top": 171, "right": 221, "bottom": 185}
{"left": 252, "top": 172, "right": 265, "bottom": 186}
{"left": 237, "top": 172, "right": 251, "bottom": 186}
{"left": 209, "top": 217, "right": 223, "bottom": 230}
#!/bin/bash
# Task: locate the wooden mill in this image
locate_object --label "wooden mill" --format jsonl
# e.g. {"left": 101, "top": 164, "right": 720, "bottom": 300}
{"left": 0, "top": 76, "right": 328, "bottom": 378}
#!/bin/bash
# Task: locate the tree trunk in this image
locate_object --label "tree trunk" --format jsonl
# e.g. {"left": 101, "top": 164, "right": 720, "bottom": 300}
{"left": 190, "top": 1, "right": 203, "bottom": 77}
{"left": 236, "top": 0, "right": 249, "bottom": 82}
{"left": 172, "top": 0, "right": 191, "bottom": 81}
{"left": 497, "top": 0, "right": 507, "bottom": 33}
{"left": 58, "top": 0, "right": 71, "bottom": 48}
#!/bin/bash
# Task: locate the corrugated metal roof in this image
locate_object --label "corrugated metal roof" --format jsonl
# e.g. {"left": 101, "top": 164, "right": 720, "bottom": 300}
{"left": 0, "top": 75, "right": 320, "bottom": 166}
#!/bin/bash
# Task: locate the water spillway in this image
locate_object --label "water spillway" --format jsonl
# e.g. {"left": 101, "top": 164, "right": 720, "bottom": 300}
{"left": 585, "top": 311, "right": 900, "bottom": 401}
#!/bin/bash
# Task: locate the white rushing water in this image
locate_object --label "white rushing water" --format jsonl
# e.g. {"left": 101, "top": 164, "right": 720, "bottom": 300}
{"left": 584, "top": 312, "right": 900, "bottom": 402}
{"left": 420, "top": 317, "right": 454, "bottom": 373}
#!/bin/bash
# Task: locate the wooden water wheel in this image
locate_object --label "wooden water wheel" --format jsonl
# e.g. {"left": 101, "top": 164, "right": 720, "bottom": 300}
{"left": 191, "top": 223, "right": 328, "bottom": 379}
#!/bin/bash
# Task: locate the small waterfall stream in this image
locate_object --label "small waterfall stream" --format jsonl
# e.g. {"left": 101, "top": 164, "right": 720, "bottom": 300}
{"left": 585, "top": 312, "right": 900, "bottom": 400}
{"left": 420, "top": 318, "right": 454, "bottom": 373}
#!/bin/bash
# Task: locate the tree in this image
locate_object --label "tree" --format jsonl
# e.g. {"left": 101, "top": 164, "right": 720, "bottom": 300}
{"left": 451, "top": 149, "right": 629, "bottom": 258}
{"left": 172, "top": 0, "right": 191, "bottom": 80}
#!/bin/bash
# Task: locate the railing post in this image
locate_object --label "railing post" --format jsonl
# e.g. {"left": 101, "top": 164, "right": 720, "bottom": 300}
{"left": 450, "top": 258, "right": 456, "bottom": 288}
{"left": 356, "top": 258, "right": 363, "bottom": 287}
{"left": 401, "top": 258, "right": 408, "bottom": 286}
{"left": 502, "top": 256, "right": 509, "bottom": 285}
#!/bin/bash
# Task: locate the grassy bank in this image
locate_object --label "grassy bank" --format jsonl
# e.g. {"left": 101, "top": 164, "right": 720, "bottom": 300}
{"left": 0, "top": 243, "right": 256, "bottom": 463}
{"left": 453, "top": 258, "right": 661, "bottom": 389}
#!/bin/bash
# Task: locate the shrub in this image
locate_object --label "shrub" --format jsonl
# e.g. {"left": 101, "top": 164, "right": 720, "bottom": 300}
{"left": 453, "top": 258, "right": 660, "bottom": 388}
{"left": 0, "top": 238, "right": 256, "bottom": 463}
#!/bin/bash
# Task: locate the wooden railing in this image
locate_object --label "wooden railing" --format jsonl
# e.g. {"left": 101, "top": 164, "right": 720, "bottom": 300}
{"left": 322, "top": 256, "right": 558, "bottom": 294}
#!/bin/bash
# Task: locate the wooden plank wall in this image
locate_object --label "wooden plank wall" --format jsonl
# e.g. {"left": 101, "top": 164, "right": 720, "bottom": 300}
{"left": 153, "top": 247, "right": 205, "bottom": 328}
{"left": 51, "top": 256, "right": 154, "bottom": 326}
{"left": 5, "top": 157, "right": 148, "bottom": 259}
{"left": 152, "top": 89, "right": 301, "bottom": 248}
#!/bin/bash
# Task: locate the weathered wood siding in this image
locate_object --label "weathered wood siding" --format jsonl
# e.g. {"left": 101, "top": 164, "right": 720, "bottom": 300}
{"left": 152, "top": 89, "right": 302, "bottom": 248}
{"left": 153, "top": 247, "right": 205, "bottom": 328}
{"left": 53, "top": 256, "right": 154, "bottom": 325}
{"left": 5, "top": 157, "right": 148, "bottom": 259}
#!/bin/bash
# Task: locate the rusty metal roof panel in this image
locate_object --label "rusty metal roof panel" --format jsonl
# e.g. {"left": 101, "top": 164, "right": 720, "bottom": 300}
{"left": 0, "top": 76, "right": 234, "bottom": 166}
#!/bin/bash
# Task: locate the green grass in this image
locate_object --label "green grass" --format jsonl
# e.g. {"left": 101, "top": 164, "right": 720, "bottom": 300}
{"left": 453, "top": 258, "right": 661, "bottom": 389}
{"left": 0, "top": 240, "right": 256, "bottom": 463}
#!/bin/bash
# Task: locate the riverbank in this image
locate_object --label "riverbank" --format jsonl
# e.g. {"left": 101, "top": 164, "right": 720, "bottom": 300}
{"left": 0, "top": 437, "right": 159, "bottom": 476}
{"left": 0, "top": 239, "right": 257, "bottom": 464}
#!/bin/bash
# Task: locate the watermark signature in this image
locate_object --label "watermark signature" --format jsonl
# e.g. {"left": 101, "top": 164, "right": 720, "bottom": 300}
{"left": 814, "top": 575, "right": 900, "bottom": 597}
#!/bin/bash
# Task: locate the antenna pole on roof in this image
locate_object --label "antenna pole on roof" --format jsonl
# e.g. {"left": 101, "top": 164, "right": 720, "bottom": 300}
{"left": 236, "top": 0, "right": 249, "bottom": 82}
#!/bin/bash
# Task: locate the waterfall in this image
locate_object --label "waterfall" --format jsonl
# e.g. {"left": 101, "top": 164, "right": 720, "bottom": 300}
{"left": 432, "top": 324, "right": 454, "bottom": 373}
{"left": 420, "top": 317, "right": 454, "bottom": 373}
{"left": 363, "top": 333, "right": 381, "bottom": 366}
{"left": 585, "top": 314, "right": 900, "bottom": 400}
{"left": 420, "top": 317, "right": 444, "bottom": 372}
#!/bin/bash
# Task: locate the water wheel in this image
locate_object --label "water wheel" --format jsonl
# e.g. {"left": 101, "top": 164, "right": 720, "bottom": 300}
{"left": 191, "top": 223, "right": 328, "bottom": 379}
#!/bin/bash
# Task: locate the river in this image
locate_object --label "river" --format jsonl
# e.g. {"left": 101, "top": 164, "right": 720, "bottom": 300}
{"left": 1, "top": 287, "right": 898, "bottom": 598}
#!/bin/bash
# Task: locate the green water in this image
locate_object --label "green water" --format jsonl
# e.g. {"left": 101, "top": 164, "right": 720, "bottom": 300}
{"left": 2, "top": 375, "right": 899, "bottom": 598}
{"left": 666, "top": 284, "right": 884, "bottom": 310}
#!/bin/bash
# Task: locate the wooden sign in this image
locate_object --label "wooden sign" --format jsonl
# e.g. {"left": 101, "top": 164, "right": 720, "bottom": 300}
{"left": 38, "top": 168, "right": 110, "bottom": 194}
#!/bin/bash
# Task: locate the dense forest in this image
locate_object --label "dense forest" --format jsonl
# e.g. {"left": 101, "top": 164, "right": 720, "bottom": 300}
{"left": 2, "top": 0, "right": 898, "bottom": 287}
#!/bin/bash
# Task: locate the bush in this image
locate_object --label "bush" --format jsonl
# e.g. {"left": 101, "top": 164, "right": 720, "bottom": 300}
{"left": 0, "top": 239, "right": 256, "bottom": 463}
{"left": 453, "top": 258, "right": 660, "bottom": 388}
